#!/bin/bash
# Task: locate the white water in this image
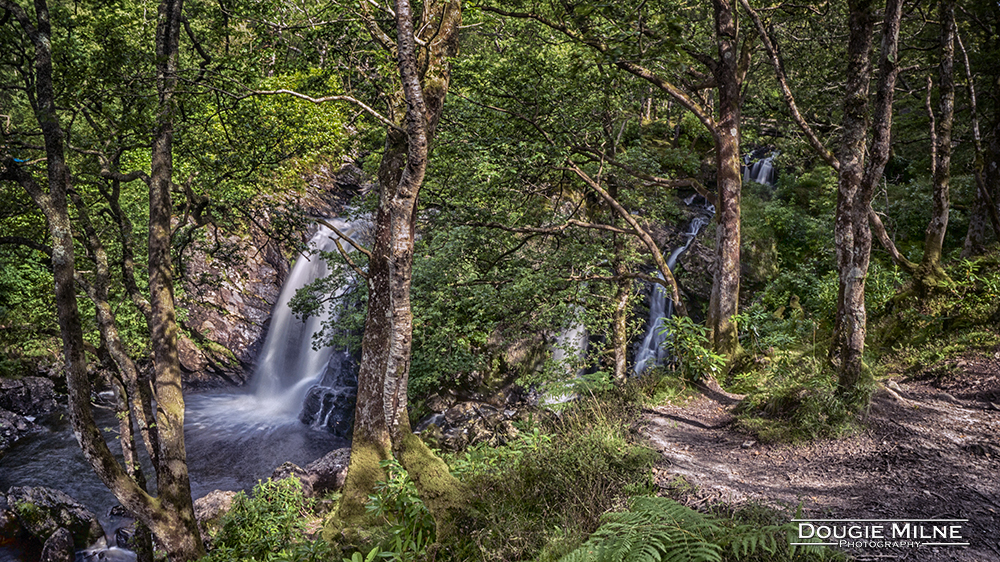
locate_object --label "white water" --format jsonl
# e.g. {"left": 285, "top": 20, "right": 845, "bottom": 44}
{"left": 0, "top": 220, "right": 369, "bottom": 562}
{"left": 543, "top": 307, "right": 589, "bottom": 405}
{"left": 743, "top": 151, "right": 778, "bottom": 186}
{"left": 633, "top": 201, "right": 714, "bottom": 375}
{"left": 191, "top": 219, "right": 366, "bottom": 429}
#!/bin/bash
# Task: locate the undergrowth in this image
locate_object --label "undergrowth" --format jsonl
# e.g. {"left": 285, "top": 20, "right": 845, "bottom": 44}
{"left": 200, "top": 478, "right": 331, "bottom": 562}
{"left": 557, "top": 496, "right": 842, "bottom": 562}
{"left": 446, "top": 391, "right": 659, "bottom": 562}
{"left": 873, "top": 252, "right": 1000, "bottom": 378}
{"left": 730, "top": 351, "right": 859, "bottom": 443}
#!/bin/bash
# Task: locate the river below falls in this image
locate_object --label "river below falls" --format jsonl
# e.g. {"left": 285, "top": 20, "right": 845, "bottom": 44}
{"left": 0, "top": 389, "right": 348, "bottom": 561}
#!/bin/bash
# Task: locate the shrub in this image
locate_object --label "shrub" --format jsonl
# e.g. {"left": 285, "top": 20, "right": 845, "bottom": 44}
{"left": 447, "top": 395, "right": 658, "bottom": 562}
{"left": 201, "top": 478, "right": 330, "bottom": 562}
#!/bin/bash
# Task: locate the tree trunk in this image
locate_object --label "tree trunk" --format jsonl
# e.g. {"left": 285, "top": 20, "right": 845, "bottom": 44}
{"left": 919, "top": 0, "right": 956, "bottom": 286}
{"left": 0, "top": 1, "right": 202, "bottom": 559}
{"left": 337, "top": 0, "right": 465, "bottom": 539}
{"left": 832, "top": 0, "right": 877, "bottom": 400}
{"left": 146, "top": 0, "right": 204, "bottom": 558}
{"left": 964, "top": 130, "right": 1000, "bottom": 255}
{"left": 706, "top": 0, "right": 743, "bottom": 359}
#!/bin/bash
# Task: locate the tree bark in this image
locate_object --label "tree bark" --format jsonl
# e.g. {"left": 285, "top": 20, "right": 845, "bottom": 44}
{"left": 337, "top": 0, "right": 465, "bottom": 539}
{"left": 706, "top": 0, "right": 743, "bottom": 358}
{"left": 148, "top": 0, "right": 205, "bottom": 557}
{"left": 832, "top": 0, "right": 902, "bottom": 403}
{"left": 0, "top": 1, "right": 202, "bottom": 559}
{"left": 832, "top": 0, "right": 877, "bottom": 400}
{"left": 918, "top": 0, "right": 956, "bottom": 285}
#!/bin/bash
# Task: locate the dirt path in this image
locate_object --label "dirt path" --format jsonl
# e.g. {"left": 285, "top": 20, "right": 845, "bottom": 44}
{"left": 643, "top": 356, "right": 1000, "bottom": 562}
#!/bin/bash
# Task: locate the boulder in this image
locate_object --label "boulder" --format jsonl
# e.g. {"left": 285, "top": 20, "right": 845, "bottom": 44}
{"left": 270, "top": 448, "right": 351, "bottom": 498}
{"left": 303, "top": 448, "right": 350, "bottom": 496}
{"left": 0, "top": 407, "right": 36, "bottom": 456}
{"left": 180, "top": 220, "right": 289, "bottom": 387}
{"left": 0, "top": 376, "right": 58, "bottom": 416}
{"left": 417, "top": 400, "right": 520, "bottom": 451}
{"left": 5, "top": 486, "right": 104, "bottom": 549}
{"left": 1, "top": 491, "right": 22, "bottom": 538}
{"left": 39, "top": 527, "right": 74, "bottom": 562}
{"left": 271, "top": 462, "right": 313, "bottom": 495}
{"left": 193, "top": 490, "right": 238, "bottom": 545}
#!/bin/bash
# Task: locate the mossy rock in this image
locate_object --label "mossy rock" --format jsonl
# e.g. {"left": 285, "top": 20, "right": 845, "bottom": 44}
{"left": 7, "top": 487, "right": 104, "bottom": 549}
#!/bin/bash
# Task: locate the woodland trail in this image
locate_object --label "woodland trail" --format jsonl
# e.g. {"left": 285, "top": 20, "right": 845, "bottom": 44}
{"left": 642, "top": 354, "right": 1000, "bottom": 562}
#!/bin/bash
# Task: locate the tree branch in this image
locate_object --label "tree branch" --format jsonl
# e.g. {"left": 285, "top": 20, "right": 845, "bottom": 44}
{"left": 562, "top": 160, "right": 688, "bottom": 316}
{"left": 216, "top": 87, "right": 402, "bottom": 132}
{"left": 574, "top": 146, "right": 717, "bottom": 206}
{"left": 315, "top": 218, "right": 371, "bottom": 280}
{"left": 0, "top": 235, "right": 52, "bottom": 256}
{"left": 738, "top": 0, "right": 839, "bottom": 170}
{"left": 462, "top": 219, "right": 639, "bottom": 237}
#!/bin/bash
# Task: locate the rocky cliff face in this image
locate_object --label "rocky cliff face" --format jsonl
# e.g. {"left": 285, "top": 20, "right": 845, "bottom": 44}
{"left": 177, "top": 161, "right": 366, "bottom": 387}
{"left": 179, "top": 221, "right": 290, "bottom": 387}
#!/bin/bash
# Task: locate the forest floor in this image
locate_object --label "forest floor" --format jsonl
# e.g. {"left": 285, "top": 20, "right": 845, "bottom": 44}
{"left": 643, "top": 351, "right": 1000, "bottom": 562}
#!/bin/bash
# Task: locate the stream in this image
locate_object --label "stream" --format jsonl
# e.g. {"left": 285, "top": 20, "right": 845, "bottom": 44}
{"left": 0, "top": 222, "right": 364, "bottom": 561}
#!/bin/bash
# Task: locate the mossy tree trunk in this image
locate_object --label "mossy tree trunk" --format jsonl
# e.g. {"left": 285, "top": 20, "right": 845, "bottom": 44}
{"left": 0, "top": 0, "right": 203, "bottom": 559}
{"left": 832, "top": 0, "right": 903, "bottom": 404}
{"left": 337, "top": 0, "right": 465, "bottom": 539}
{"left": 867, "top": 0, "right": 954, "bottom": 293}
{"left": 705, "top": 0, "right": 743, "bottom": 359}
{"left": 915, "top": 0, "right": 956, "bottom": 287}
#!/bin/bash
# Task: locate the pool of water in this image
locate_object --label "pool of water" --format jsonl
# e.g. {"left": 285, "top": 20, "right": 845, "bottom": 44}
{"left": 0, "top": 390, "right": 347, "bottom": 561}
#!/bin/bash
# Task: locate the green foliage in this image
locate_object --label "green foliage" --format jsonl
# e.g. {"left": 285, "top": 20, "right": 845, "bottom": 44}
{"left": 871, "top": 251, "right": 1000, "bottom": 378}
{"left": 556, "top": 496, "right": 838, "bottom": 562}
{"left": 657, "top": 316, "right": 726, "bottom": 381}
{"left": 731, "top": 353, "right": 856, "bottom": 443}
{"left": 557, "top": 496, "right": 723, "bottom": 562}
{"left": 633, "top": 368, "right": 698, "bottom": 405}
{"left": 447, "top": 395, "right": 658, "bottom": 561}
{"left": 363, "top": 459, "right": 436, "bottom": 561}
{"left": 201, "top": 478, "right": 330, "bottom": 562}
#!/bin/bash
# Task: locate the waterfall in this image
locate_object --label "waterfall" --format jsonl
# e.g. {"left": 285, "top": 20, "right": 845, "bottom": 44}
{"left": 248, "top": 220, "right": 363, "bottom": 427}
{"left": 185, "top": 219, "right": 365, "bottom": 438}
{"left": 743, "top": 151, "right": 778, "bottom": 186}
{"left": 633, "top": 199, "right": 714, "bottom": 375}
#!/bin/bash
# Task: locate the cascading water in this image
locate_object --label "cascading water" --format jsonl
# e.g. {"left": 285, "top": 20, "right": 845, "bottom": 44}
{"left": 743, "top": 150, "right": 779, "bottom": 186}
{"left": 187, "top": 219, "right": 364, "bottom": 437}
{"left": 0, "top": 220, "right": 365, "bottom": 562}
{"left": 633, "top": 197, "right": 714, "bottom": 375}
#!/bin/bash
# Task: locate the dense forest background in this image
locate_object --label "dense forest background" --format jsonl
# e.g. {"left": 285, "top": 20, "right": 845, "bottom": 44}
{"left": 2, "top": 0, "right": 999, "bottom": 561}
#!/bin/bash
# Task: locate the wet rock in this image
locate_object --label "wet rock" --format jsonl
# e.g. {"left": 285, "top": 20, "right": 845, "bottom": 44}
{"left": 5, "top": 486, "right": 104, "bottom": 549}
{"left": 1, "top": 491, "right": 22, "bottom": 538}
{"left": 1, "top": 407, "right": 37, "bottom": 456}
{"left": 0, "top": 376, "right": 58, "bottom": 416}
{"left": 39, "top": 526, "right": 73, "bottom": 562}
{"left": 304, "top": 448, "right": 350, "bottom": 496}
{"left": 299, "top": 386, "right": 356, "bottom": 439}
{"left": 113, "top": 522, "right": 151, "bottom": 558}
{"left": 271, "top": 448, "right": 351, "bottom": 498}
{"left": 193, "top": 490, "right": 238, "bottom": 546}
{"left": 108, "top": 505, "right": 132, "bottom": 518}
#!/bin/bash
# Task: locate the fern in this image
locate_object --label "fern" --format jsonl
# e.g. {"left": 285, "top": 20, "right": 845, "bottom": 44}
{"left": 555, "top": 496, "right": 827, "bottom": 562}
{"left": 557, "top": 497, "right": 723, "bottom": 562}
